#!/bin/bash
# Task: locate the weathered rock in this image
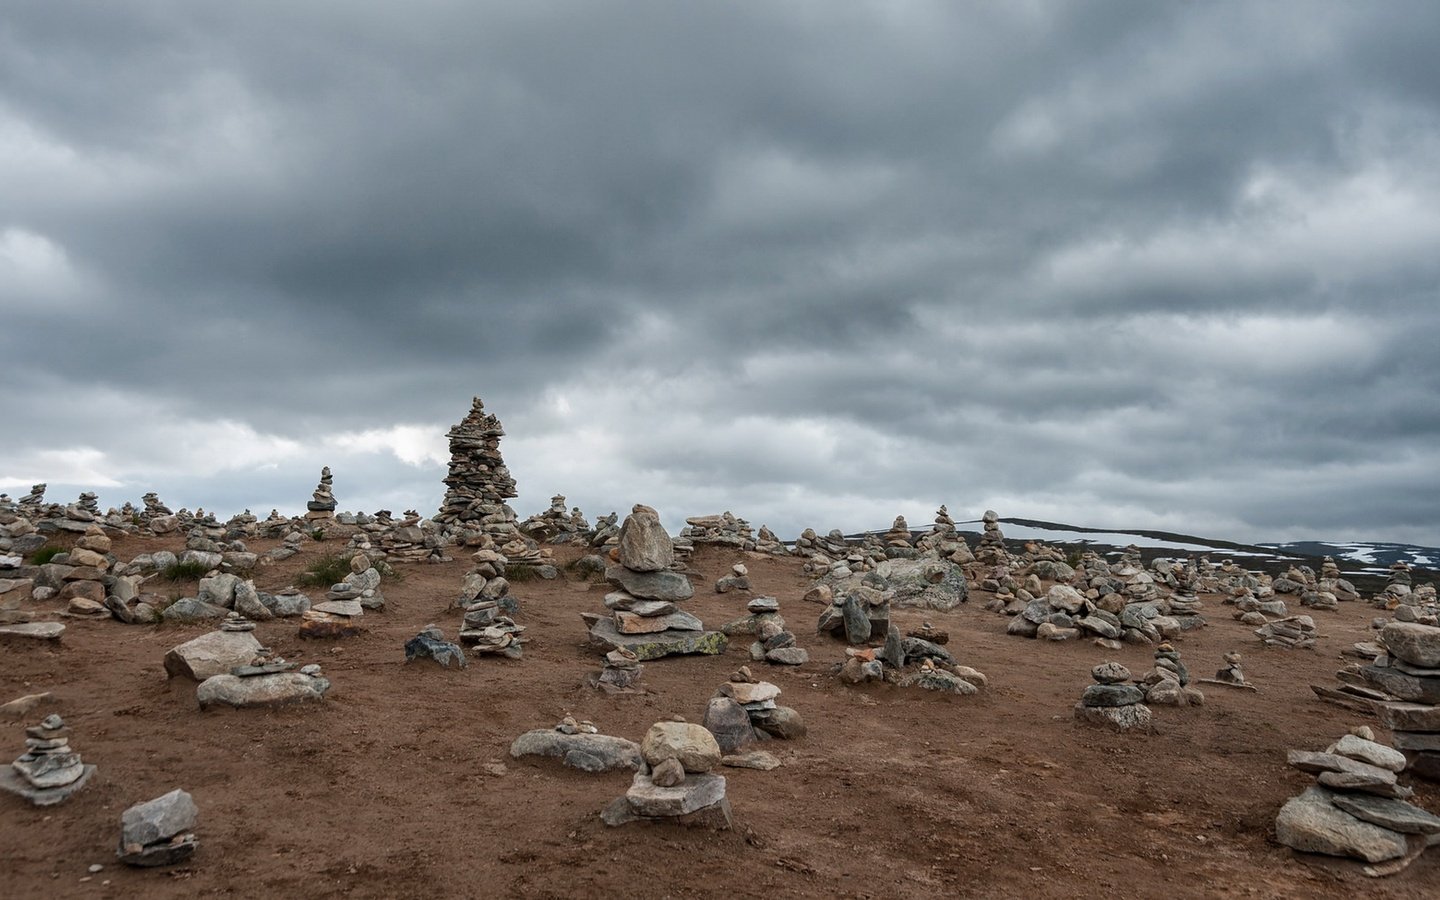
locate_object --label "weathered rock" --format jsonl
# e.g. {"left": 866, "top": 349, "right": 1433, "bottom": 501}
{"left": 625, "top": 772, "right": 726, "bottom": 816}
{"left": 1377, "top": 702, "right": 1440, "bottom": 733}
{"left": 605, "top": 566, "right": 693, "bottom": 602}
{"left": 161, "top": 598, "right": 229, "bottom": 624}
{"left": 614, "top": 609, "right": 704, "bottom": 634}
{"left": 702, "top": 697, "right": 756, "bottom": 754}
{"left": 119, "top": 788, "right": 197, "bottom": 848}
{"left": 1080, "top": 684, "right": 1144, "bottom": 707}
{"left": 721, "top": 750, "right": 780, "bottom": 770}
{"left": 1331, "top": 793, "right": 1440, "bottom": 835}
{"left": 587, "top": 617, "right": 726, "bottom": 660}
{"left": 650, "top": 757, "right": 686, "bottom": 787}
{"left": 641, "top": 722, "right": 721, "bottom": 774}
{"left": 751, "top": 705, "right": 806, "bottom": 740}
{"left": 1331, "top": 734, "right": 1407, "bottom": 773}
{"left": 1358, "top": 665, "right": 1440, "bottom": 705}
{"left": 1275, "top": 786, "right": 1407, "bottom": 862}
{"left": 164, "top": 630, "right": 264, "bottom": 681}
{"left": 508, "top": 730, "right": 642, "bottom": 772}
{"left": 195, "top": 672, "right": 330, "bottom": 710}
{"left": 1092, "top": 662, "right": 1132, "bottom": 685}
{"left": 765, "top": 646, "right": 809, "bottom": 665}
{"left": 404, "top": 627, "right": 467, "bottom": 669}
{"left": 1381, "top": 621, "right": 1440, "bottom": 669}
{"left": 616, "top": 506, "right": 674, "bottom": 572}
{"left": 0, "top": 622, "right": 65, "bottom": 641}
{"left": 1073, "top": 702, "right": 1153, "bottom": 732}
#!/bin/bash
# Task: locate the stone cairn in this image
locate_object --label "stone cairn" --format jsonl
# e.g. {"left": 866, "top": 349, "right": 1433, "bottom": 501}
{"left": 197, "top": 653, "right": 330, "bottom": 710}
{"left": 879, "top": 515, "right": 915, "bottom": 556}
{"left": 435, "top": 397, "right": 519, "bottom": 544}
{"left": 1074, "top": 662, "right": 1153, "bottom": 732}
{"left": 816, "top": 587, "right": 891, "bottom": 646}
{"left": 518, "top": 494, "right": 591, "bottom": 544}
{"left": 703, "top": 666, "right": 806, "bottom": 759}
{"left": 456, "top": 543, "right": 525, "bottom": 658}
{"left": 118, "top": 789, "right": 199, "bottom": 867}
{"left": 591, "top": 647, "right": 644, "bottom": 693}
{"left": 1135, "top": 643, "right": 1205, "bottom": 707}
{"left": 305, "top": 466, "right": 338, "bottom": 523}
{"left": 585, "top": 505, "right": 726, "bottom": 660}
{"left": 721, "top": 596, "right": 809, "bottom": 666}
{"left": 1201, "top": 650, "right": 1256, "bottom": 690}
{"left": 1255, "top": 614, "right": 1318, "bottom": 650}
{"left": 1357, "top": 622, "right": 1440, "bottom": 783}
{"left": 754, "top": 525, "right": 788, "bottom": 556}
{"left": 602, "top": 719, "right": 732, "bottom": 829}
{"left": 0, "top": 714, "right": 96, "bottom": 805}
{"left": 714, "top": 563, "right": 750, "bottom": 594}
{"left": 680, "top": 512, "right": 756, "bottom": 551}
{"left": 1277, "top": 727, "right": 1439, "bottom": 873}
{"left": 975, "top": 509, "right": 1006, "bottom": 562}
{"left": 835, "top": 624, "right": 987, "bottom": 694}
{"left": 298, "top": 554, "right": 383, "bottom": 638}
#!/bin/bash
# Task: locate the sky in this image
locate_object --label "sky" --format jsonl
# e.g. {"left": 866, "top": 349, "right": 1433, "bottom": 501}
{"left": 3, "top": 1, "right": 1440, "bottom": 545}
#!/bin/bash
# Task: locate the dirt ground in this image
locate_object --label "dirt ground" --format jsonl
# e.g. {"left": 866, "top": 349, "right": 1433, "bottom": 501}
{"left": 2, "top": 534, "right": 1437, "bottom": 899}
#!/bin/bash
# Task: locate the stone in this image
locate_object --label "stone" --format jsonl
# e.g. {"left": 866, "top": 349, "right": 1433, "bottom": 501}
{"left": 605, "top": 565, "right": 694, "bottom": 602}
{"left": 161, "top": 598, "right": 229, "bottom": 623}
{"left": 313, "top": 599, "right": 363, "bottom": 616}
{"left": 722, "top": 750, "right": 780, "bottom": 770}
{"left": 587, "top": 617, "right": 726, "bottom": 660}
{"left": 1330, "top": 734, "right": 1407, "bottom": 773}
{"left": 1330, "top": 793, "right": 1440, "bottom": 835}
{"left": 751, "top": 705, "right": 806, "bottom": 740}
{"left": 703, "top": 697, "right": 757, "bottom": 753}
{"left": 719, "top": 681, "right": 780, "bottom": 705}
{"left": 1359, "top": 665, "right": 1440, "bottom": 705}
{"left": 1381, "top": 621, "right": 1440, "bottom": 669}
{"left": 765, "top": 647, "right": 808, "bottom": 665}
{"left": 196, "top": 672, "right": 330, "bottom": 709}
{"left": 1080, "top": 684, "right": 1144, "bottom": 707}
{"left": 508, "top": 730, "right": 642, "bottom": 772}
{"left": 1286, "top": 750, "right": 1400, "bottom": 784}
{"left": 0, "top": 692, "right": 53, "bottom": 720}
{"left": 164, "top": 630, "right": 264, "bottom": 681}
{"left": 0, "top": 622, "right": 65, "bottom": 641}
{"left": 404, "top": 626, "right": 467, "bottom": 669}
{"left": 119, "top": 789, "right": 197, "bottom": 849}
{"left": 0, "top": 763, "right": 95, "bottom": 806}
{"left": 650, "top": 757, "right": 686, "bottom": 787}
{"left": 1073, "top": 702, "right": 1153, "bottom": 732}
{"left": 616, "top": 505, "right": 674, "bottom": 572}
{"left": 1092, "top": 662, "right": 1132, "bottom": 685}
{"left": 1316, "top": 771, "right": 1412, "bottom": 798}
{"left": 625, "top": 772, "right": 726, "bottom": 816}
{"left": 1275, "top": 786, "right": 1407, "bottom": 862}
{"left": 614, "top": 609, "right": 703, "bottom": 634}
{"left": 641, "top": 722, "right": 722, "bottom": 774}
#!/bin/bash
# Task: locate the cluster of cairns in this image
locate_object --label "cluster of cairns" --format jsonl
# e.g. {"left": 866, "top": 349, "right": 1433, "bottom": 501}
{"left": 0, "top": 714, "right": 95, "bottom": 805}
{"left": 602, "top": 719, "right": 733, "bottom": 829}
{"left": 1277, "top": 727, "right": 1440, "bottom": 872}
{"left": 721, "top": 596, "right": 809, "bottom": 666}
{"left": 914, "top": 505, "right": 973, "bottom": 562}
{"left": 1074, "top": 662, "right": 1153, "bottom": 732}
{"left": 584, "top": 506, "right": 725, "bottom": 660}
{"left": 517, "top": 494, "right": 591, "bottom": 544}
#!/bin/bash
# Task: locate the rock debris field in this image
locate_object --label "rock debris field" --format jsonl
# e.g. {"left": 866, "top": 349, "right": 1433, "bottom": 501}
{"left": 1, "top": 399, "right": 1438, "bottom": 899}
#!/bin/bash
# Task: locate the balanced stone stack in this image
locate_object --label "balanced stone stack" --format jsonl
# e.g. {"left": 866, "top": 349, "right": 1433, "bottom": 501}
{"left": 456, "top": 543, "right": 523, "bottom": 656}
{"left": 435, "top": 397, "right": 520, "bottom": 541}
{"left": 603, "top": 720, "right": 732, "bottom": 829}
{"left": 591, "top": 647, "right": 644, "bottom": 693}
{"left": 118, "top": 789, "right": 199, "bottom": 867}
{"left": 976, "top": 509, "right": 1006, "bottom": 555}
{"left": 879, "top": 515, "right": 915, "bottom": 556}
{"left": 0, "top": 714, "right": 95, "bottom": 805}
{"left": 1136, "top": 643, "right": 1205, "bottom": 707}
{"left": 518, "top": 494, "right": 590, "bottom": 544}
{"left": 816, "top": 588, "right": 891, "bottom": 645}
{"left": 1367, "top": 623, "right": 1440, "bottom": 782}
{"left": 298, "top": 580, "right": 366, "bottom": 639}
{"left": 1074, "top": 662, "right": 1153, "bottom": 732}
{"left": 164, "top": 614, "right": 265, "bottom": 680}
{"left": 715, "top": 563, "right": 750, "bottom": 594}
{"left": 305, "top": 466, "right": 338, "bottom": 523}
{"left": 196, "top": 658, "right": 330, "bottom": 710}
{"left": 586, "top": 505, "right": 725, "bottom": 660}
{"left": 680, "top": 512, "right": 756, "bottom": 551}
{"left": 703, "top": 666, "right": 807, "bottom": 752}
{"left": 1277, "top": 728, "right": 1440, "bottom": 871}
{"left": 18, "top": 483, "right": 46, "bottom": 510}
{"left": 1255, "top": 614, "right": 1318, "bottom": 650}
{"left": 717, "top": 596, "right": 807, "bottom": 665}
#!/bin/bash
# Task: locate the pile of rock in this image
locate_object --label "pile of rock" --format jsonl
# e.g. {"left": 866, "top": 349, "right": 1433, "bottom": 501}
{"left": 591, "top": 647, "right": 645, "bottom": 693}
{"left": 714, "top": 563, "right": 750, "bottom": 594}
{"left": 703, "top": 666, "right": 807, "bottom": 752}
{"left": 1135, "top": 644, "right": 1205, "bottom": 707}
{"left": 1203, "top": 650, "right": 1255, "bottom": 689}
{"left": 602, "top": 720, "right": 732, "bottom": 829}
{"left": 1255, "top": 614, "right": 1318, "bottom": 650}
{"left": 915, "top": 505, "right": 971, "bottom": 562}
{"left": 435, "top": 397, "right": 520, "bottom": 543}
{"left": 305, "top": 466, "right": 338, "bottom": 524}
{"left": 518, "top": 494, "right": 590, "bottom": 544}
{"left": 117, "top": 789, "right": 199, "bottom": 867}
{"left": 510, "top": 718, "right": 641, "bottom": 773}
{"left": 1074, "top": 662, "right": 1153, "bottom": 732}
{"left": 1277, "top": 728, "right": 1439, "bottom": 872}
{"left": 680, "top": 512, "right": 755, "bottom": 551}
{"left": 164, "top": 614, "right": 265, "bottom": 680}
{"left": 973, "top": 509, "right": 1007, "bottom": 562}
{"left": 879, "top": 516, "right": 915, "bottom": 555}
{"left": 298, "top": 577, "right": 367, "bottom": 639}
{"left": 792, "top": 527, "right": 851, "bottom": 560}
{"left": 754, "top": 525, "right": 789, "bottom": 556}
{"left": 1365, "top": 623, "right": 1440, "bottom": 782}
{"left": 727, "top": 596, "right": 808, "bottom": 665}
{"left": 585, "top": 506, "right": 725, "bottom": 660}
{"left": 374, "top": 511, "right": 440, "bottom": 563}
{"left": 816, "top": 588, "right": 890, "bottom": 645}
{"left": 0, "top": 714, "right": 95, "bottom": 805}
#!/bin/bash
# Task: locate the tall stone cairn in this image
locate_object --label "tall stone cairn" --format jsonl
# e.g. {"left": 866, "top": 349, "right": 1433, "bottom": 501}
{"left": 436, "top": 397, "right": 519, "bottom": 537}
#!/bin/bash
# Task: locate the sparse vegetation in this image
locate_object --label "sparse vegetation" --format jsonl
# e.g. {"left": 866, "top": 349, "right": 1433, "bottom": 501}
{"left": 310, "top": 528, "right": 327, "bottom": 542}
{"left": 27, "top": 545, "right": 64, "bottom": 566}
{"left": 296, "top": 553, "right": 353, "bottom": 588}
{"left": 505, "top": 564, "right": 542, "bottom": 583}
{"left": 161, "top": 560, "right": 211, "bottom": 582}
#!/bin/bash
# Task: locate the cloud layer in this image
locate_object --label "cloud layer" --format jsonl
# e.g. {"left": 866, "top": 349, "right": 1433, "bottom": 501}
{"left": 4, "top": 2, "right": 1439, "bottom": 543}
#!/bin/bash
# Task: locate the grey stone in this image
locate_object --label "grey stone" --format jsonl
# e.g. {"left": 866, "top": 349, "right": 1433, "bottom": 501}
{"left": 1275, "top": 786, "right": 1407, "bottom": 862}
{"left": 625, "top": 772, "right": 726, "bottom": 816}
{"left": 1330, "top": 793, "right": 1440, "bottom": 834}
{"left": 161, "top": 598, "right": 229, "bottom": 623}
{"left": 119, "top": 788, "right": 197, "bottom": 848}
{"left": 0, "top": 763, "right": 95, "bottom": 806}
{"left": 764, "top": 646, "right": 808, "bottom": 665}
{"left": 703, "top": 697, "right": 756, "bottom": 753}
{"left": 1358, "top": 665, "right": 1440, "bottom": 704}
{"left": 900, "top": 637, "right": 954, "bottom": 664}
{"left": 1092, "top": 662, "right": 1132, "bottom": 685}
{"left": 1381, "top": 622, "right": 1440, "bottom": 669}
{"left": 0, "top": 622, "right": 65, "bottom": 641}
{"left": 164, "top": 630, "right": 264, "bottom": 681}
{"left": 1081, "top": 684, "right": 1144, "bottom": 707}
{"left": 586, "top": 617, "right": 726, "bottom": 660}
{"left": 722, "top": 750, "right": 781, "bottom": 770}
{"left": 312, "top": 599, "right": 363, "bottom": 617}
{"left": 196, "top": 672, "right": 330, "bottom": 709}
{"left": 1331, "top": 734, "right": 1407, "bottom": 772}
{"left": 1378, "top": 702, "right": 1440, "bottom": 733}
{"left": 841, "top": 594, "right": 871, "bottom": 644}
{"left": 650, "top": 757, "right": 686, "bottom": 787}
{"left": 614, "top": 609, "right": 703, "bottom": 634}
{"left": 509, "top": 730, "right": 642, "bottom": 772}
{"left": 1316, "top": 771, "right": 1412, "bottom": 799}
{"left": 605, "top": 565, "right": 693, "bottom": 602}
{"left": 1073, "top": 702, "right": 1153, "bottom": 732}
{"left": 616, "top": 506, "right": 674, "bottom": 572}
{"left": 751, "top": 705, "right": 806, "bottom": 740}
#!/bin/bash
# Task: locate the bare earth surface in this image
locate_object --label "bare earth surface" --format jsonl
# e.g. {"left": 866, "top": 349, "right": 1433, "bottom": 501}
{"left": 2, "top": 534, "right": 1437, "bottom": 899}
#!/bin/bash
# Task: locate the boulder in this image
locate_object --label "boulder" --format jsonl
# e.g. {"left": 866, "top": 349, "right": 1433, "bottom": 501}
{"left": 1275, "top": 786, "right": 1407, "bottom": 862}
{"left": 196, "top": 672, "right": 330, "bottom": 709}
{"left": 119, "top": 789, "right": 197, "bottom": 848}
{"left": 616, "top": 505, "right": 674, "bottom": 572}
{"left": 164, "top": 630, "right": 264, "bottom": 681}
{"left": 641, "top": 722, "right": 722, "bottom": 773}
{"left": 702, "top": 697, "right": 756, "bottom": 754}
{"left": 508, "top": 730, "right": 642, "bottom": 772}
{"left": 605, "top": 566, "right": 693, "bottom": 602}
{"left": 1381, "top": 622, "right": 1440, "bottom": 669}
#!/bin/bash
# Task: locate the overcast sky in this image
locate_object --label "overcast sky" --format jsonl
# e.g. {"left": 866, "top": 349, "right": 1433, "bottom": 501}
{"left": 4, "top": 1, "right": 1439, "bottom": 545}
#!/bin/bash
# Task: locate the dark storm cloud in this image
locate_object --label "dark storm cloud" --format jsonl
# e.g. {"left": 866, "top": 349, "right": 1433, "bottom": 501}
{"left": 4, "top": 1, "right": 1440, "bottom": 544}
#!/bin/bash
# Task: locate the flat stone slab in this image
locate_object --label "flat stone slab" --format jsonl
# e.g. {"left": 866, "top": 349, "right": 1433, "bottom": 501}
{"left": 0, "top": 622, "right": 65, "bottom": 641}
{"left": 588, "top": 617, "right": 726, "bottom": 660}
{"left": 1378, "top": 702, "right": 1440, "bottom": 733}
{"left": 614, "top": 609, "right": 703, "bottom": 634}
{"left": 196, "top": 673, "right": 330, "bottom": 710}
{"left": 164, "top": 630, "right": 264, "bottom": 681}
{"left": 1331, "top": 793, "right": 1440, "bottom": 835}
{"left": 0, "top": 763, "right": 94, "bottom": 806}
{"left": 509, "top": 730, "right": 641, "bottom": 773}
{"left": 625, "top": 772, "right": 726, "bottom": 816}
{"left": 1276, "top": 785, "right": 1408, "bottom": 863}
{"left": 721, "top": 751, "right": 780, "bottom": 770}
{"left": 1073, "top": 702, "right": 1153, "bottom": 733}
{"left": 605, "top": 565, "right": 694, "bottom": 602}
{"left": 312, "top": 599, "right": 363, "bottom": 617}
